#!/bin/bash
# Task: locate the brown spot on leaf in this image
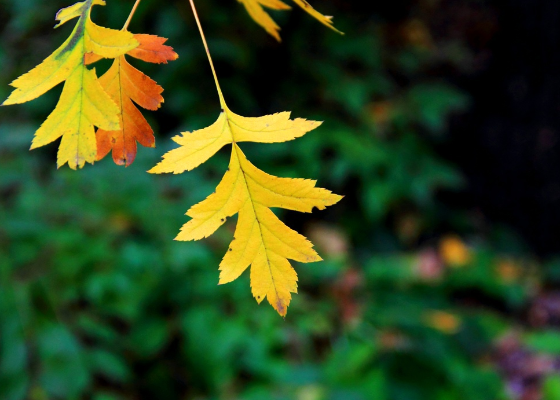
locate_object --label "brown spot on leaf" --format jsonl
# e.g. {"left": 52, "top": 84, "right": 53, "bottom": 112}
{"left": 276, "top": 299, "right": 285, "bottom": 315}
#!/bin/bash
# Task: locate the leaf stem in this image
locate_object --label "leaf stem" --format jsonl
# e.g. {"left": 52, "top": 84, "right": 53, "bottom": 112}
{"left": 188, "top": 0, "right": 226, "bottom": 107}
{"left": 123, "top": 0, "right": 142, "bottom": 31}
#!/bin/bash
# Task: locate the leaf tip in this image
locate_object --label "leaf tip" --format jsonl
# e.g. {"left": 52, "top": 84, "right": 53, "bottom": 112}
{"left": 29, "top": 140, "right": 40, "bottom": 151}
{"left": 1, "top": 96, "right": 15, "bottom": 106}
{"left": 275, "top": 299, "right": 288, "bottom": 317}
{"left": 331, "top": 194, "right": 344, "bottom": 205}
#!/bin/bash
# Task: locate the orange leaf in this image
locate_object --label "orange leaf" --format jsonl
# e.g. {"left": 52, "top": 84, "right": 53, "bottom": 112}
{"left": 128, "top": 34, "right": 179, "bottom": 64}
{"left": 95, "top": 34, "right": 178, "bottom": 166}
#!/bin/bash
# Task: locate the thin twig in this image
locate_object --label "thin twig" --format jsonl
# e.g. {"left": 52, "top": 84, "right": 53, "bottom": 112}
{"left": 188, "top": 0, "right": 226, "bottom": 107}
{"left": 123, "top": 0, "right": 142, "bottom": 31}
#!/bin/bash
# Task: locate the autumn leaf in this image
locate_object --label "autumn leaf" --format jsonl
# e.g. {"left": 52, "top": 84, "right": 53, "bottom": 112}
{"left": 88, "top": 34, "right": 178, "bottom": 166}
{"left": 1, "top": 0, "right": 139, "bottom": 169}
{"left": 151, "top": 0, "right": 342, "bottom": 316}
{"left": 292, "top": 0, "right": 342, "bottom": 32}
{"left": 151, "top": 104, "right": 341, "bottom": 316}
{"left": 237, "top": 0, "right": 291, "bottom": 41}
{"left": 237, "top": 0, "right": 342, "bottom": 41}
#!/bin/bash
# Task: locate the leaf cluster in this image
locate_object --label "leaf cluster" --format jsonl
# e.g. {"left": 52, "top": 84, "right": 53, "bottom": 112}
{"left": 2, "top": 0, "right": 343, "bottom": 315}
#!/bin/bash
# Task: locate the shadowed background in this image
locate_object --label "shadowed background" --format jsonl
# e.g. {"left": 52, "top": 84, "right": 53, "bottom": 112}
{"left": 1, "top": 0, "right": 560, "bottom": 399}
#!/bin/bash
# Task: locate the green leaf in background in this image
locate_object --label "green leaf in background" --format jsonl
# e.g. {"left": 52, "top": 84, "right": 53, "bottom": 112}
{"left": 544, "top": 375, "right": 560, "bottom": 400}
{"left": 525, "top": 331, "right": 560, "bottom": 355}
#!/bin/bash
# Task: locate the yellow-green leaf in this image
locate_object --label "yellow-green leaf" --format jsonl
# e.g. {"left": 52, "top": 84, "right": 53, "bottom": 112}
{"left": 31, "top": 66, "right": 120, "bottom": 169}
{"left": 2, "top": 0, "right": 139, "bottom": 169}
{"left": 55, "top": 0, "right": 104, "bottom": 28}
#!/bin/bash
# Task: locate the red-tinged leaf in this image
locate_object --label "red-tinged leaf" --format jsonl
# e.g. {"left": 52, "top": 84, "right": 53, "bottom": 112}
{"left": 2, "top": 1, "right": 139, "bottom": 169}
{"left": 128, "top": 34, "right": 179, "bottom": 64}
{"left": 95, "top": 34, "right": 178, "bottom": 166}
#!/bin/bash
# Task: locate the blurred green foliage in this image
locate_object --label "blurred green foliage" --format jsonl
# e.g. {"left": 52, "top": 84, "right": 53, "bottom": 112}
{"left": 0, "top": 0, "right": 557, "bottom": 399}
{"left": 0, "top": 148, "right": 519, "bottom": 400}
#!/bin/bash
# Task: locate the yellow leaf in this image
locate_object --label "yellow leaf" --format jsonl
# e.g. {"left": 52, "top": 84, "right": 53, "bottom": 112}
{"left": 150, "top": 104, "right": 341, "bottom": 316}
{"left": 151, "top": 108, "right": 341, "bottom": 315}
{"left": 291, "top": 0, "right": 340, "bottom": 33}
{"left": 2, "top": 0, "right": 139, "bottom": 169}
{"left": 238, "top": 0, "right": 342, "bottom": 41}
{"left": 154, "top": 0, "right": 342, "bottom": 316}
{"left": 237, "top": 0, "right": 291, "bottom": 41}
{"left": 150, "top": 105, "right": 321, "bottom": 174}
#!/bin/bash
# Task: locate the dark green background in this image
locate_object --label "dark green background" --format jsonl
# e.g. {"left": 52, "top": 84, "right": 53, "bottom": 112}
{"left": 1, "top": 0, "right": 560, "bottom": 399}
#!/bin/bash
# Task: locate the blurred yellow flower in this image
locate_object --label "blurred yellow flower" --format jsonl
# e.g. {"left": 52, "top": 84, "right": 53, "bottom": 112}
{"left": 423, "top": 310, "right": 462, "bottom": 334}
{"left": 439, "top": 235, "right": 471, "bottom": 267}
